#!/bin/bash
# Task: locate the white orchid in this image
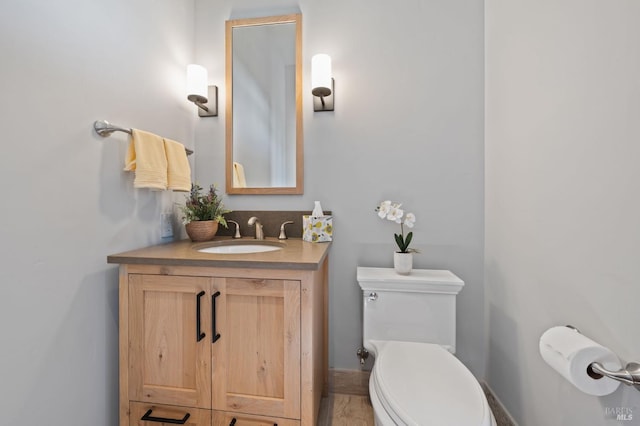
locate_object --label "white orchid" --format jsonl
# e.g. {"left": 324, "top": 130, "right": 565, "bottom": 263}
{"left": 387, "top": 205, "right": 404, "bottom": 223}
{"left": 404, "top": 212, "right": 416, "bottom": 228}
{"left": 375, "top": 200, "right": 417, "bottom": 253}
{"left": 377, "top": 200, "right": 392, "bottom": 219}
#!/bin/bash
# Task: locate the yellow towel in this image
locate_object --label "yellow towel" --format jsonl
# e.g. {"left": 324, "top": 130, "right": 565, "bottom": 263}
{"left": 124, "top": 129, "right": 168, "bottom": 190}
{"left": 233, "top": 161, "right": 247, "bottom": 188}
{"left": 164, "top": 138, "right": 192, "bottom": 192}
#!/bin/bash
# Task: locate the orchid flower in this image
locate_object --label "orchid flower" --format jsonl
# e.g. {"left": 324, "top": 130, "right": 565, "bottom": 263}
{"left": 375, "top": 200, "right": 417, "bottom": 253}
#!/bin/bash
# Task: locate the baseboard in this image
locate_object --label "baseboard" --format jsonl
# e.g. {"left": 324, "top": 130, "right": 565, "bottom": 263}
{"left": 481, "top": 381, "right": 518, "bottom": 426}
{"left": 327, "top": 369, "right": 370, "bottom": 396}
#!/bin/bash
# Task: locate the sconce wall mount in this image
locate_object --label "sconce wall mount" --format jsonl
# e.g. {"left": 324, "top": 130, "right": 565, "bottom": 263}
{"left": 187, "top": 86, "right": 218, "bottom": 117}
{"left": 312, "top": 78, "right": 334, "bottom": 112}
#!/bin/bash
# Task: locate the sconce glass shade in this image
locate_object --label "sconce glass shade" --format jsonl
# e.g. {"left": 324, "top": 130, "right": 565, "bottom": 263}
{"left": 186, "top": 64, "right": 208, "bottom": 102}
{"left": 311, "top": 54, "right": 332, "bottom": 97}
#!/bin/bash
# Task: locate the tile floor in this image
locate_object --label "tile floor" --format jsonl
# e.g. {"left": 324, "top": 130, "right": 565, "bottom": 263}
{"left": 317, "top": 393, "right": 374, "bottom": 426}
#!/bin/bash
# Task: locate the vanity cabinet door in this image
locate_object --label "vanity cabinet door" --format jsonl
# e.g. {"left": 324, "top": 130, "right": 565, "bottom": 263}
{"left": 129, "top": 274, "right": 213, "bottom": 409}
{"left": 212, "top": 277, "right": 301, "bottom": 419}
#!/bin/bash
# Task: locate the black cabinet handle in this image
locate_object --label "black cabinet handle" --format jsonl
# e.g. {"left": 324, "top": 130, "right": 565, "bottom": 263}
{"left": 212, "top": 291, "right": 221, "bottom": 343}
{"left": 196, "top": 290, "right": 206, "bottom": 342}
{"left": 141, "top": 409, "right": 190, "bottom": 424}
{"left": 228, "top": 418, "right": 276, "bottom": 426}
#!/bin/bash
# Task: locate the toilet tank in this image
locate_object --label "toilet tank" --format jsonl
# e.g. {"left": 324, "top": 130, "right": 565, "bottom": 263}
{"left": 357, "top": 267, "right": 464, "bottom": 354}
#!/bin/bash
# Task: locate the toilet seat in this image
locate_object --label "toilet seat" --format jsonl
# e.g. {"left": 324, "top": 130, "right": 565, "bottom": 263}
{"left": 370, "top": 341, "right": 495, "bottom": 426}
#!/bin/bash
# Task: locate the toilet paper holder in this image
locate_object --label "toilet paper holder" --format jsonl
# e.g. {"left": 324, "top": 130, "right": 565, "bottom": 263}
{"left": 588, "top": 362, "right": 640, "bottom": 390}
{"left": 567, "top": 325, "right": 640, "bottom": 392}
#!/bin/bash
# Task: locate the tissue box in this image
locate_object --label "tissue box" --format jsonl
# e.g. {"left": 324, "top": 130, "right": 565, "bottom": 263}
{"left": 302, "top": 215, "right": 333, "bottom": 242}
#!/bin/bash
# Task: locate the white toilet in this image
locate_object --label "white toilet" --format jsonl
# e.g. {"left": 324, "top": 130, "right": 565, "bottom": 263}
{"left": 358, "top": 267, "right": 496, "bottom": 426}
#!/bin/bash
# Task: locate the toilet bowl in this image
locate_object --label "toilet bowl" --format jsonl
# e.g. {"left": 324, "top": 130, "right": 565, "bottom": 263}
{"left": 357, "top": 267, "right": 496, "bottom": 426}
{"left": 368, "top": 341, "right": 496, "bottom": 426}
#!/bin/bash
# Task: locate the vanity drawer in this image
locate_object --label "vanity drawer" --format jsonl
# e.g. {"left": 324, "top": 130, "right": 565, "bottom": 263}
{"left": 213, "top": 410, "right": 299, "bottom": 426}
{"left": 130, "top": 402, "right": 211, "bottom": 426}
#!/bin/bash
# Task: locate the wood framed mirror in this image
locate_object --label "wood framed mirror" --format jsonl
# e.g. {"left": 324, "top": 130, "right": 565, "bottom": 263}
{"left": 225, "top": 14, "right": 303, "bottom": 195}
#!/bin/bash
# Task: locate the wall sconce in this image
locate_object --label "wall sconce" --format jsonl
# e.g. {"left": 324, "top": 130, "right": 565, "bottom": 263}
{"left": 186, "top": 64, "right": 217, "bottom": 117}
{"left": 311, "top": 54, "right": 334, "bottom": 112}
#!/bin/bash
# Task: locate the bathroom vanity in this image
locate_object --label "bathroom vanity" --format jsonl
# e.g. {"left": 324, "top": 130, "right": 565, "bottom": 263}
{"left": 108, "top": 238, "right": 330, "bottom": 426}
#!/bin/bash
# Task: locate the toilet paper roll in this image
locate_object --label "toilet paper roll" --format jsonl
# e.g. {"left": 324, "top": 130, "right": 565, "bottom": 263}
{"left": 539, "top": 326, "right": 621, "bottom": 396}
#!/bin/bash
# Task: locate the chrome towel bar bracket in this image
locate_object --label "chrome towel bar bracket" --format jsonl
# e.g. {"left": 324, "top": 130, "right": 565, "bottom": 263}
{"left": 94, "top": 119, "right": 132, "bottom": 137}
{"left": 93, "top": 120, "right": 193, "bottom": 156}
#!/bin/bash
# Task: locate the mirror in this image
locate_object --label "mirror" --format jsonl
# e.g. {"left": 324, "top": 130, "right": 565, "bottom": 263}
{"left": 225, "top": 14, "right": 303, "bottom": 195}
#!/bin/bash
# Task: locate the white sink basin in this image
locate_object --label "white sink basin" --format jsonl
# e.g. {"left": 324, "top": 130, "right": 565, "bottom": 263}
{"left": 196, "top": 240, "right": 284, "bottom": 254}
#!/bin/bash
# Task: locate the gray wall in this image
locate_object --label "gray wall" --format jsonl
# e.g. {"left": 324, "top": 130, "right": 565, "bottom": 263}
{"left": 486, "top": 0, "right": 640, "bottom": 424}
{"left": 0, "top": 1, "right": 195, "bottom": 424}
{"left": 194, "top": 0, "right": 486, "bottom": 374}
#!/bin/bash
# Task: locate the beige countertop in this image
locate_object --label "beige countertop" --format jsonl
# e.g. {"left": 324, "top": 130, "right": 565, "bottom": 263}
{"left": 107, "top": 237, "right": 331, "bottom": 270}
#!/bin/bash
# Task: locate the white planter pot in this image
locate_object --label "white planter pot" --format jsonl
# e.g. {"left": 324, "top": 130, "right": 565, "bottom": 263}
{"left": 393, "top": 252, "right": 413, "bottom": 275}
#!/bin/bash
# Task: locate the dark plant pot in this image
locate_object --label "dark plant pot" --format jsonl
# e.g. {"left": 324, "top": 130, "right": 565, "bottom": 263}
{"left": 185, "top": 220, "right": 219, "bottom": 242}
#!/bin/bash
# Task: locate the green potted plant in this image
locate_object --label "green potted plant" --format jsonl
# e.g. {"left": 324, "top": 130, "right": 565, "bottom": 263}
{"left": 180, "top": 183, "right": 231, "bottom": 242}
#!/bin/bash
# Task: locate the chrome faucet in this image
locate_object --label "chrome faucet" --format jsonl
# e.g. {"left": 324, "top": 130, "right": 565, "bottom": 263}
{"left": 247, "top": 216, "right": 264, "bottom": 240}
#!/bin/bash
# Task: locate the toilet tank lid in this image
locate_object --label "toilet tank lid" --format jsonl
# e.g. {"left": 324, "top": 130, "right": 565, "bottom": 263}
{"left": 357, "top": 267, "right": 464, "bottom": 294}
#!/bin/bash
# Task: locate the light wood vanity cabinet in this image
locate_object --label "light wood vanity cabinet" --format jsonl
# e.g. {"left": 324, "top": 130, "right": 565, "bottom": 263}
{"left": 111, "top": 240, "right": 328, "bottom": 426}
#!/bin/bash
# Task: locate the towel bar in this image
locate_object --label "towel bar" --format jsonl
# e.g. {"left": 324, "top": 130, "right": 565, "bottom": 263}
{"left": 93, "top": 120, "right": 194, "bottom": 156}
